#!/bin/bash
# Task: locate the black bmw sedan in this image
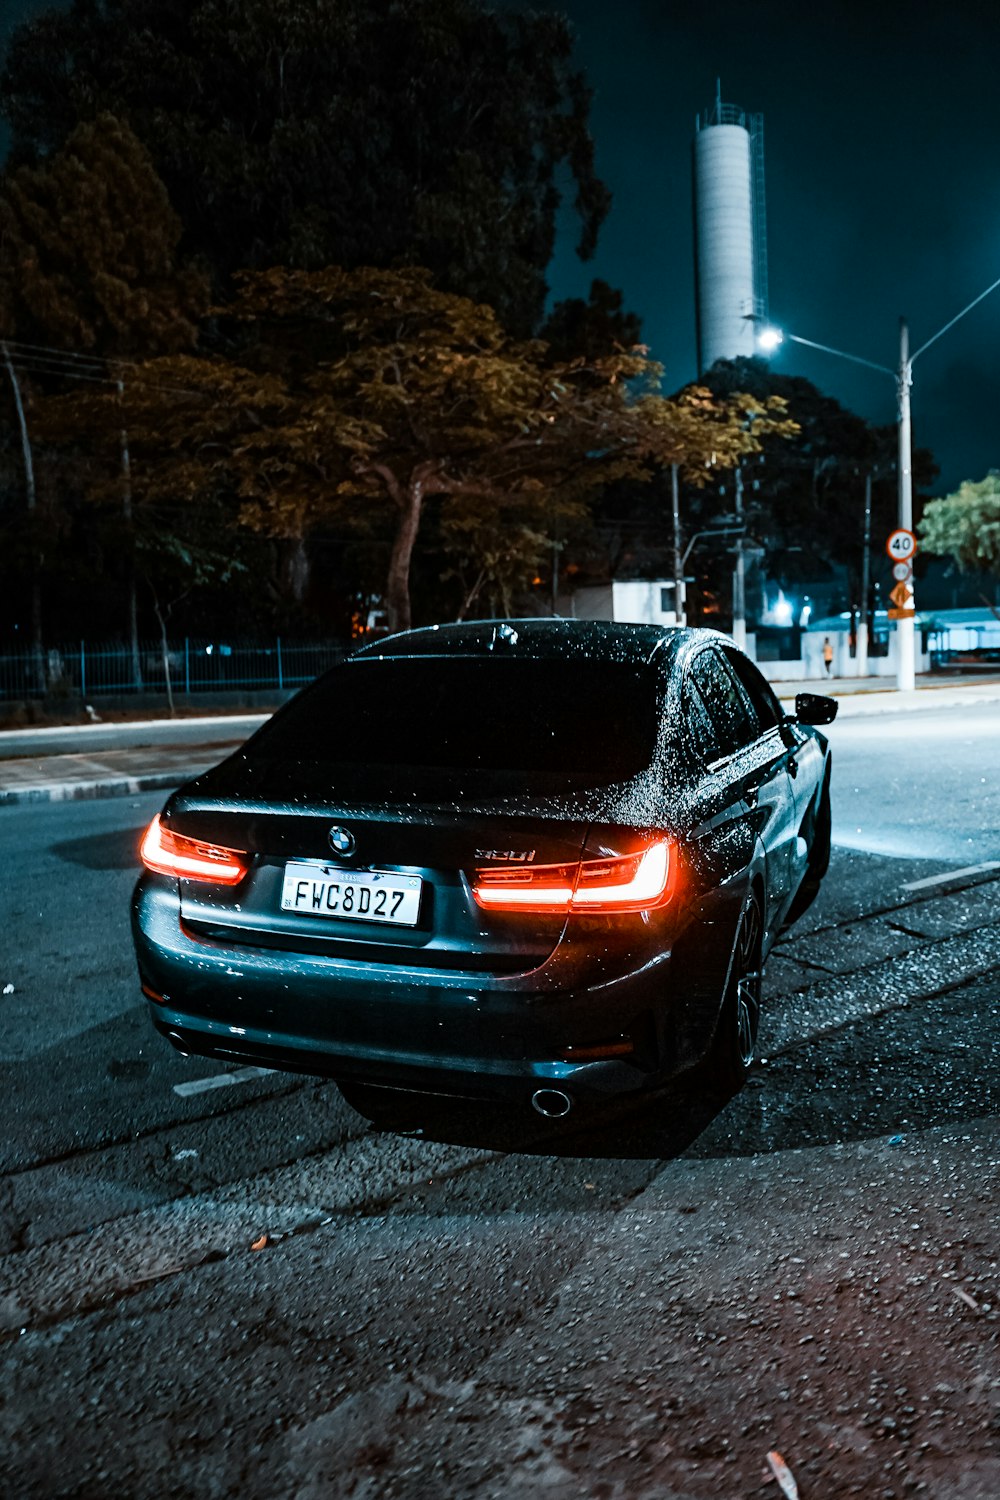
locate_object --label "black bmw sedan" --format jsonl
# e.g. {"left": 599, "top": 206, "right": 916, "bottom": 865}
{"left": 132, "top": 620, "right": 836, "bottom": 1121}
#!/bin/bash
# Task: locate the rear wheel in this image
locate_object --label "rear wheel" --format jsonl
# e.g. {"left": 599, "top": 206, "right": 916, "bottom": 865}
{"left": 784, "top": 774, "right": 832, "bottom": 927}
{"left": 712, "top": 894, "right": 763, "bottom": 1092}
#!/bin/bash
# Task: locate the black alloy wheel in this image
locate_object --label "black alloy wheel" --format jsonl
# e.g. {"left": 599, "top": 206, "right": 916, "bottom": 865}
{"left": 713, "top": 893, "right": 763, "bottom": 1093}
{"left": 784, "top": 772, "right": 832, "bottom": 927}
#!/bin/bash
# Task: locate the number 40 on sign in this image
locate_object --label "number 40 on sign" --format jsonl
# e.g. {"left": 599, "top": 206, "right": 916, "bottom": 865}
{"left": 886, "top": 528, "right": 917, "bottom": 563}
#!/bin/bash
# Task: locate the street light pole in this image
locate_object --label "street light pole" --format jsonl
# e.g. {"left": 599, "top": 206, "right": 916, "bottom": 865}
{"left": 670, "top": 462, "right": 685, "bottom": 626}
{"left": 858, "top": 470, "right": 873, "bottom": 677}
{"left": 896, "top": 317, "right": 916, "bottom": 689}
{"left": 759, "top": 270, "right": 1000, "bottom": 692}
{"left": 732, "top": 464, "right": 746, "bottom": 651}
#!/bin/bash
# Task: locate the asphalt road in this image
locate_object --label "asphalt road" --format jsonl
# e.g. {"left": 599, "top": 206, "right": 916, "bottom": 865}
{"left": 826, "top": 702, "right": 1000, "bottom": 863}
{"left": 1, "top": 711, "right": 998, "bottom": 1498}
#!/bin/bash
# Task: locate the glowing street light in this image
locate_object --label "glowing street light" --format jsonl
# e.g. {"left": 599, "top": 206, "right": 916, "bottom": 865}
{"left": 760, "top": 273, "right": 1000, "bottom": 691}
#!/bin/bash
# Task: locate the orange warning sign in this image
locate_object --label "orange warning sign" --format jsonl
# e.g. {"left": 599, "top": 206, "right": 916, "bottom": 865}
{"left": 888, "top": 581, "right": 913, "bottom": 609}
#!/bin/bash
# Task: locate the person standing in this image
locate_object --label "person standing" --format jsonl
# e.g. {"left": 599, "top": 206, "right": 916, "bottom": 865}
{"left": 822, "top": 637, "right": 834, "bottom": 676}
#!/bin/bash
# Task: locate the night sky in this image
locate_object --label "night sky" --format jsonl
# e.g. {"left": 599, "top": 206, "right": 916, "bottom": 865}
{"left": 4, "top": 0, "right": 1000, "bottom": 494}
{"left": 540, "top": 0, "right": 1000, "bottom": 495}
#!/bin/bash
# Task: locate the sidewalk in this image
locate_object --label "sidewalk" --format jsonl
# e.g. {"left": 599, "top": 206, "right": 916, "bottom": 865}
{"left": 1, "top": 674, "right": 999, "bottom": 807}
{"left": 0, "top": 737, "right": 251, "bottom": 807}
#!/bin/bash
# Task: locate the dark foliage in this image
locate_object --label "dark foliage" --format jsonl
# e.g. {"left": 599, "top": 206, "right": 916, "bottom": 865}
{"left": 540, "top": 277, "right": 643, "bottom": 361}
{"left": 1, "top": 0, "right": 611, "bottom": 336}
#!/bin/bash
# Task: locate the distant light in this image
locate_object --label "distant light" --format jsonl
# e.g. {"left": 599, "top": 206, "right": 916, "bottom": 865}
{"left": 772, "top": 590, "right": 793, "bottom": 626}
{"left": 758, "top": 326, "right": 784, "bottom": 352}
{"left": 800, "top": 602, "right": 812, "bottom": 626}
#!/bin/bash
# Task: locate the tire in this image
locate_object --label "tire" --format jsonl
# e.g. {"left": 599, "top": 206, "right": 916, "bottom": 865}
{"left": 784, "top": 773, "right": 832, "bottom": 927}
{"left": 711, "top": 893, "right": 763, "bottom": 1093}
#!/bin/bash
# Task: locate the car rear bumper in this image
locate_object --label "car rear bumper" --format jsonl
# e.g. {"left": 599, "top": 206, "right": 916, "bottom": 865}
{"left": 133, "top": 879, "right": 675, "bottom": 1105}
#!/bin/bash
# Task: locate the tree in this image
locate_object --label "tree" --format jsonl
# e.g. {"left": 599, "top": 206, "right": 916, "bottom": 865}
{"left": 0, "top": 112, "right": 207, "bottom": 356}
{"left": 0, "top": 111, "right": 209, "bottom": 676}
{"left": 1, "top": 0, "right": 611, "bottom": 336}
{"left": 919, "top": 472, "right": 1000, "bottom": 575}
{"left": 38, "top": 266, "right": 795, "bottom": 632}
{"left": 698, "top": 356, "right": 938, "bottom": 601}
{"left": 540, "top": 278, "right": 643, "bottom": 362}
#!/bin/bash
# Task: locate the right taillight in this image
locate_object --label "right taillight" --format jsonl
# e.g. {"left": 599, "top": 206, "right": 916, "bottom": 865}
{"left": 472, "top": 839, "right": 671, "bottom": 914}
{"left": 139, "top": 814, "right": 250, "bottom": 886}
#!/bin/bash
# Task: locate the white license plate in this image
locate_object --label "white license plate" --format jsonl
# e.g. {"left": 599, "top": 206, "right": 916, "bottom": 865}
{"left": 280, "top": 863, "right": 422, "bottom": 926}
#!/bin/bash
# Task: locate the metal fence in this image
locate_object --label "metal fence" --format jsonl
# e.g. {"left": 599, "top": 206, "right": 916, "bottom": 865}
{"left": 0, "top": 637, "right": 348, "bottom": 701}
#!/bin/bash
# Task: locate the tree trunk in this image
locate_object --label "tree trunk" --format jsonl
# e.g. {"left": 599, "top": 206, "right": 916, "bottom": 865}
{"left": 281, "top": 536, "right": 310, "bottom": 605}
{"left": 156, "top": 608, "right": 175, "bottom": 717}
{"left": 148, "top": 586, "right": 176, "bottom": 717}
{"left": 456, "top": 569, "right": 486, "bottom": 621}
{"left": 385, "top": 484, "right": 423, "bottom": 633}
{"left": 118, "top": 378, "right": 143, "bottom": 689}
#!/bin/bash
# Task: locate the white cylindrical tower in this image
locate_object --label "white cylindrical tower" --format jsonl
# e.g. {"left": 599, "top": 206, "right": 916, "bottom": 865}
{"left": 693, "top": 90, "right": 767, "bottom": 373}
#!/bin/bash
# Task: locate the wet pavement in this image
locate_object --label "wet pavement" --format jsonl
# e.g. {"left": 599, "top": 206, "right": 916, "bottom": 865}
{"left": 1, "top": 692, "right": 998, "bottom": 1498}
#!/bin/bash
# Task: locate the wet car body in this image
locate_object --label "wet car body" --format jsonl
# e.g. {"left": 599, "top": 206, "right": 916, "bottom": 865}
{"left": 132, "top": 621, "right": 836, "bottom": 1116}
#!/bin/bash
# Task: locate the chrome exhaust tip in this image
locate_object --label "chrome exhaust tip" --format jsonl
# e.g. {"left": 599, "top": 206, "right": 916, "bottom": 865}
{"left": 531, "top": 1088, "right": 573, "bottom": 1119}
{"left": 167, "top": 1030, "right": 190, "bottom": 1058}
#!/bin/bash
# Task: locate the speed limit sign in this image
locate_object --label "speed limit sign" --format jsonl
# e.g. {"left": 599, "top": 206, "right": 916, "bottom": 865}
{"left": 886, "top": 528, "right": 917, "bottom": 563}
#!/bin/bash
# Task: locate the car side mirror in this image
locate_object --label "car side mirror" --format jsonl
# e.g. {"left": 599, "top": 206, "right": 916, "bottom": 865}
{"left": 794, "top": 692, "right": 838, "bottom": 725}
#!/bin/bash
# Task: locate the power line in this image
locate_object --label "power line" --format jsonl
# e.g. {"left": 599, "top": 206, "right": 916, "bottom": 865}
{"left": 0, "top": 334, "right": 203, "bottom": 374}
{"left": 0, "top": 333, "right": 224, "bottom": 399}
{"left": 2, "top": 351, "right": 220, "bottom": 401}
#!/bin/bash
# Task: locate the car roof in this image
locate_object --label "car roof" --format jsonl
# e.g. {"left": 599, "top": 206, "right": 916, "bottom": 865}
{"left": 352, "top": 618, "right": 706, "bottom": 667}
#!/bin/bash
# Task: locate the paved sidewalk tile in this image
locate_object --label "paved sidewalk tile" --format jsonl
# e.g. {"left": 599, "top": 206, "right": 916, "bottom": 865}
{"left": 0, "top": 743, "right": 239, "bottom": 806}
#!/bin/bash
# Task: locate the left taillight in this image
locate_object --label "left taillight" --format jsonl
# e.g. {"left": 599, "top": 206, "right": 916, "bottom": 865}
{"left": 139, "top": 814, "right": 250, "bottom": 886}
{"left": 472, "top": 839, "right": 672, "bottom": 915}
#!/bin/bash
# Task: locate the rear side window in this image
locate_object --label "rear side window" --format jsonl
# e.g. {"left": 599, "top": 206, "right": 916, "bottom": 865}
{"left": 254, "top": 657, "right": 660, "bottom": 778}
{"left": 687, "top": 649, "right": 759, "bottom": 760}
{"left": 721, "top": 647, "right": 784, "bottom": 731}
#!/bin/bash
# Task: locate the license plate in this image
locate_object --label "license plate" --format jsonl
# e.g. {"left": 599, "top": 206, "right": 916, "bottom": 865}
{"left": 280, "top": 862, "right": 422, "bottom": 926}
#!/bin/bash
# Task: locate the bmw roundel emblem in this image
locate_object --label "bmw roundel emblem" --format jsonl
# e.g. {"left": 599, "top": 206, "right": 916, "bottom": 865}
{"left": 328, "top": 825, "right": 356, "bottom": 857}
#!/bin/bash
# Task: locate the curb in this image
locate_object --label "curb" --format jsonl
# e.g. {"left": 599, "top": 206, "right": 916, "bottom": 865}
{"left": 0, "top": 770, "right": 198, "bottom": 808}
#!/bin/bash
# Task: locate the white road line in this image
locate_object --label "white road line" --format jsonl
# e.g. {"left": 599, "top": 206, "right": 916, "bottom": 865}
{"left": 901, "top": 861, "right": 1000, "bottom": 892}
{"left": 173, "top": 1065, "right": 275, "bottom": 1098}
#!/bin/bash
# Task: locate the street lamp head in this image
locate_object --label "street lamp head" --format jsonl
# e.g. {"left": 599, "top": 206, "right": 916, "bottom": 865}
{"left": 757, "top": 325, "right": 784, "bottom": 352}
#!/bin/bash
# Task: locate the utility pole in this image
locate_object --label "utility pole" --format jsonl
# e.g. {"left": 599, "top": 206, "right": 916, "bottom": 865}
{"left": 857, "top": 470, "right": 873, "bottom": 677}
{"left": 896, "top": 318, "right": 916, "bottom": 690}
{"left": 670, "top": 463, "right": 685, "bottom": 625}
{"left": 2, "top": 340, "right": 45, "bottom": 694}
{"left": 732, "top": 464, "right": 746, "bottom": 651}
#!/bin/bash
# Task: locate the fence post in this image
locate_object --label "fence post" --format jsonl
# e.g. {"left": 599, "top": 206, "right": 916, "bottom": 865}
{"left": 184, "top": 637, "right": 190, "bottom": 696}
{"left": 80, "top": 640, "right": 86, "bottom": 700}
{"left": 276, "top": 636, "right": 283, "bottom": 691}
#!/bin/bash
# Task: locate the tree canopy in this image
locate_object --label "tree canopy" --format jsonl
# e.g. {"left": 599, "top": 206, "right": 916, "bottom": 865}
{"left": 1, "top": 0, "right": 611, "bottom": 335}
{"left": 698, "top": 357, "right": 938, "bottom": 590}
{"left": 0, "top": 111, "right": 207, "bottom": 354}
{"left": 38, "top": 265, "right": 795, "bottom": 631}
{"left": 540, "top": 278, "right": 643, "bottom": 362}
{"left": 918, "top": 472, "right": 1000, "bottom": 575}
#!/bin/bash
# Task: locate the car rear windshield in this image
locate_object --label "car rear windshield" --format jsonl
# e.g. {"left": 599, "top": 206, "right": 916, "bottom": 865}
{"left": 256, "top": 657, "right": 659, "bottom": 778}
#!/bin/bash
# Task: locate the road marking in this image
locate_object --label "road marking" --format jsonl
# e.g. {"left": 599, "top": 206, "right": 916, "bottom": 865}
{"left": 901, "top": 861, "right": 1000, "bottom": 892}
{"left": 173, "top": 1065, "right": 275, "bottom": 1098}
